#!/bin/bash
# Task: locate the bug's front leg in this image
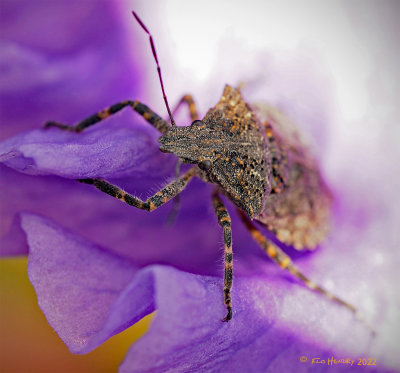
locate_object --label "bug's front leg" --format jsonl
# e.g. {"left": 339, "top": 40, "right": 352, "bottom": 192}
{"left": 212, "top": 190, "right": 233, "bottom": 322}
{"left": 172, "top": 94, "right": 199, "bottom": 122}
{"left": 79, "top": 167, "right": 197, "bottom": 212}
{"left": 45, "top": 100, "right": 170, "bottom": 134}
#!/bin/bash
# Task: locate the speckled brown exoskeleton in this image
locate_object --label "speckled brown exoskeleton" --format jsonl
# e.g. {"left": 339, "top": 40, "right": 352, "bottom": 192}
{"left": 45, "top": 11, "right": 369, "bottom": 326}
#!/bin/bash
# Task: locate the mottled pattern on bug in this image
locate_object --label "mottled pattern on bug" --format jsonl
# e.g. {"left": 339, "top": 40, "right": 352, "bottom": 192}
{"left": 255, "top": 104, "right": 332, "bottom": 250}
{"left": 160, "top": 85, "right": 332, "bottom": 251}
{"left": 160, "top": 85, "right": 271, "bottom": 219}
{"left": 44, "top": 11, "right": 371, "bottom": 328}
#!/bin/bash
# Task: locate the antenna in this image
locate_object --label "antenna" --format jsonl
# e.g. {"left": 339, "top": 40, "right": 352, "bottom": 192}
{"left": 132, "top": 11, "right": 176, "bottom": 127}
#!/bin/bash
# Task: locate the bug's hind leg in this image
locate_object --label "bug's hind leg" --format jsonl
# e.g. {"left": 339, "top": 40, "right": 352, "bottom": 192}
{"left": 45, "top": 100, "right": 170, "bottom": 134}
{"left": 237, "top": 209, "right": 375, "bottom": 334}
{"left": 212, "top": 191, "right": 233, "bottom": 322}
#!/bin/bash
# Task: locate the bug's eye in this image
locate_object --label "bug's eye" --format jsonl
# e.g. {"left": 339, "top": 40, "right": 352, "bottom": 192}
{"left": 198, "top": 159, "right": 212, "bottom": 171}
{"left": 191, "top": 120, "right": 204, "bottom": 127}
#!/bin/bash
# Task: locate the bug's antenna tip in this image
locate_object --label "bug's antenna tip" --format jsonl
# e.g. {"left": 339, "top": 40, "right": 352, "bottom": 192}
{"left": 131, "top": 10, "right": 176, "bottom": 127}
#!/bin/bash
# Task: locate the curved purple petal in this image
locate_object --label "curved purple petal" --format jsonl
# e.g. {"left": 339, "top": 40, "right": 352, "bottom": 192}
{"left": 22, "top": 212, "right": 154, "bottom": 353}
{"left": 121, "top": 218, "right": 398, "bottom": 372}
{"left": 20, "top": 211, "right": 398, "bottom": 371}
{"left": 0, "top": 113, "right": 173, "bottom": 179}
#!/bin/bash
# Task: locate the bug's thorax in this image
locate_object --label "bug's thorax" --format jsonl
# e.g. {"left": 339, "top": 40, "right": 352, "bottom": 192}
{"left": 159, "top": 85, "right": 271, "bottom": 219}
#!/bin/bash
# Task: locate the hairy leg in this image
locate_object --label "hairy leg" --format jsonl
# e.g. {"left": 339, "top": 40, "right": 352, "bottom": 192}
{"left": 212, "top": 191, "right": 233, "bottom": 321}
{"left": 79, "top": 167, "right": 197, "bottom": 212}
{"left": 45, "top": 100, "right": 170, "bottom": 134}
{"left": 237, "top": 209, "right": 374, "bottom": 333}
{"left": 172, "top": 94, "right": 199, "bottom": 122}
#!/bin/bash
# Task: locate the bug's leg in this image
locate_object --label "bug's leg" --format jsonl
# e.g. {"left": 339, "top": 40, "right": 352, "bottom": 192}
{"left": 45, "top": 100, "right": 170, "bottom": 134}
{"left": 237, "top": 209, "right": 375, "bottom": 334}
{"left": 172, "top": 94, "right": 199, "bottom": 122}
{"left": 212, "top": 191, "right": 233, "bottom": 322}
{"left": 79, "top": 167, "right": 197, "bottom": 212}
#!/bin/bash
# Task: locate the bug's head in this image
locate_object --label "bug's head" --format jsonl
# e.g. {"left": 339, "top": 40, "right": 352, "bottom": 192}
{"left": 158, "top": 119, "right": 223, "bottom": 171}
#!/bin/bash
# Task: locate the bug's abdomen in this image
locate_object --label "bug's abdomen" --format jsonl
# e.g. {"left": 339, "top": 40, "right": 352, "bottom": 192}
{"left": 255, "top": 105, "right": 332, "bottom": 250}
{"left": 258, "top": 163, "right": 332, "bottom": 250}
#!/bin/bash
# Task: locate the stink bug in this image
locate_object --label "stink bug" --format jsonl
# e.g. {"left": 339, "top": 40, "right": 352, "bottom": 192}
{"left": 45, "top": 11, "right": 369, "bottom": 327}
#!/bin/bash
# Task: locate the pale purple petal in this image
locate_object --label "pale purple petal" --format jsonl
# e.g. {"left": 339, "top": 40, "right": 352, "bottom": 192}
{"left": 121, "top": 212, "right": 398, "bottom": 372}
{"left": 22, "top": 212, "right": 154, "bottom": 353}
{"left": 19, "top": 207, "right": 399, "bottom": 371}
{"left": 0, "top": 113, "right": 173, "bottom": 179}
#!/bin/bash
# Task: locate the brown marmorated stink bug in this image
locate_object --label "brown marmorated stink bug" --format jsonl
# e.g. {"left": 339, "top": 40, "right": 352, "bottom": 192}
{"left": 45, "top": 11, "right": 371, "bottom": 328}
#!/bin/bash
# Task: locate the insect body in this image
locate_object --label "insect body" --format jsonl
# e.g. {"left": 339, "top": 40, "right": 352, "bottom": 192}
{"left": 159, "top": 84, "right": 335, "bottom": 321}
{"left": 159, "top": 85, "right": 270, "bottom": 220}
{"left": 45, "top": 11, "right": 367, "bottom": 326}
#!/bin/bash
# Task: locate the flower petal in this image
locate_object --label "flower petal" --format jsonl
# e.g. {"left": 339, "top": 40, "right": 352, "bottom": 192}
{"left": 120, "top": 239, "right": 397, "bottom": 372}
{"left": 18, "top": 205, "right": 400, "bottom": 371}
{"left": 22, "top": 212, "right": 154, "bottom": 353}
{"left": 0, "top": 115, "right": 173, "bottom": 179}
{"left": 118, "top": 266, "right": 352, "bottom": 373}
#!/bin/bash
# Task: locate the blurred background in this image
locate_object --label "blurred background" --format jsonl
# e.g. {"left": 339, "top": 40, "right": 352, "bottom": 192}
{"left": 1, "top": 0, "right": 399, "bottom": 372}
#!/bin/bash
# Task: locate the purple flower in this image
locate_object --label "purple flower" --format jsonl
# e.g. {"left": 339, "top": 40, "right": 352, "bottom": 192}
{"left": 1, "top": 1, "right": 399, "bottom": 372}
